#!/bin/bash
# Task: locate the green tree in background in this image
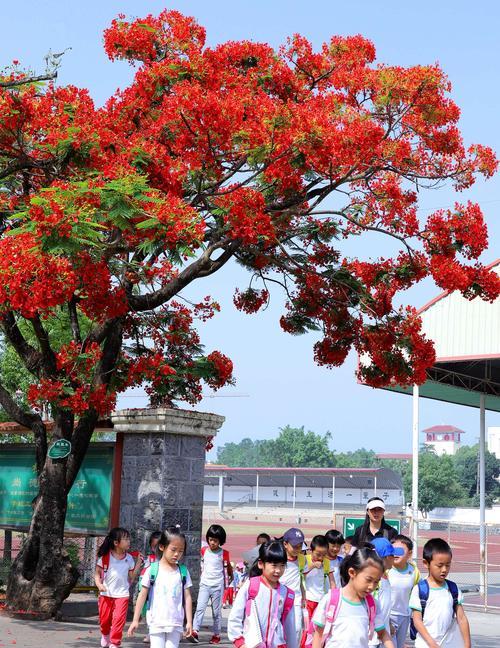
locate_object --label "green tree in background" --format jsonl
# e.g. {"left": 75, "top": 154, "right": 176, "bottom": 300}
{"left": 215, "top": 437, "right": 266, "bottom": 467}
{"left": 453, "top": 444, "right": 500, "bottom": 498}
{"left": 217, "top": 425, "right": 335, "bottom": 467}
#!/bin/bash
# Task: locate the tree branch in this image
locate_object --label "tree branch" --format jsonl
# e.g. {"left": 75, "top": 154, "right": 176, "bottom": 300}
{"left": 128, "top": 239, "right": 241, "bottom": 311}
{"left": 1, "top": 312, "right": 42, "bottom": 375}
{"left": 29, "top": 315, "right": 58, "bottom": 375}
{"left": 0, "top": 71, "right": 57, "bottom": 88}
{"left": 68, "top": 298, "right": 82, "bottom": 344}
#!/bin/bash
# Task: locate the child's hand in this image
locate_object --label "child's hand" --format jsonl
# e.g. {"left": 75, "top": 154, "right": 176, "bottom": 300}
{"left": 127, "top": 621, "right": 139, "bottom": 637}
{"left": 426, "top": 641, "right": 440, "bottom": 648}
{"left": 312, "top": 560, "right": 323, "bottom": 569}
{"left": 97, "top": 583, "right": 107, "bottom": 593}
{"left": 184, "top": 622, "right": 193, "bottom": 638}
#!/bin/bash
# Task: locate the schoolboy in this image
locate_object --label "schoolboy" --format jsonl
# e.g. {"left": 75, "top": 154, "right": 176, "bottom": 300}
{"left": 410, "top": 538, "right": 471, "bottom": 648}
{"left": 191, "top": 524, "right": 232, "bottom": 645}
{"left": 301, "top": 535, "right": 334, "bottom": 620}
{"left": 280, "top": 527, "right": 306, "bottom": 646}
{"left": 388, "top": 534, "right": 420, "bottom": 648}
{"left": 325, "top": 529, "right": 344, "bottom": 588}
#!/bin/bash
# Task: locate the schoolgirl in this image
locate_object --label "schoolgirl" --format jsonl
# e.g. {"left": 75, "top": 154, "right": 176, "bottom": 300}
{"left": 94, "top": 527, "right": 143, "bottom": 648}
{"left": 228, "top": 540, "right": 298, "bottom": 648}
{"left": 191, "top": 523, "right": 232, "bottom": 644}
{"left": 310, "top": 546, "right": 395, "bottom": 648}
{"left": 140, "top": 530, "right": 162, "bottom": 645}
{"left": 128, "top": 526, "right": 193, "bottom": 648}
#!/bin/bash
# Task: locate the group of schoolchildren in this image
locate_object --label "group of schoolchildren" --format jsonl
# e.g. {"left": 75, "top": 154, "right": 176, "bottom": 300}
{"left": 93, "top": 497, "right": 471, "bottom": 648}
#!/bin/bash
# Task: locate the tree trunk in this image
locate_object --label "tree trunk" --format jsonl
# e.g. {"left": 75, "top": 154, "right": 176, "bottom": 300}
{"left": 5, "top": 454, "right": 79, "bottom": 618}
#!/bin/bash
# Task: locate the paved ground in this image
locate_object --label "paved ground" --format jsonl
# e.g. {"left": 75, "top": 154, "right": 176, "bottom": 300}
{"left": 0, "top": 609, "right": 498, "bottom": 648}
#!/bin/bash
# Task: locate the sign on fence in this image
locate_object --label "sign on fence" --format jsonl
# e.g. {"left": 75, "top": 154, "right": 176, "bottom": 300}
{"left": 343, "top": 517, "right": 401, "bottom": 537}
{"left": 0, "top": 445, "right": 113, "bottom": 534}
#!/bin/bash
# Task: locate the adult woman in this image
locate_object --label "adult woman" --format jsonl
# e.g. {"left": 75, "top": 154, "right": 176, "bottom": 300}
{"left": 353, "top": 497, "right": 398, "bottom": 547}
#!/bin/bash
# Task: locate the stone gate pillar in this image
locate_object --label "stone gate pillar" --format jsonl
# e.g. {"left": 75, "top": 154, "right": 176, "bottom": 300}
{"left": 111, "top": 407, "right": 225, "bottom": 593}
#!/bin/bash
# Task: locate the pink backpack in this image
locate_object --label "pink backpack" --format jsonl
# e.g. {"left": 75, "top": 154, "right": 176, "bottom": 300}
{"left": 303, "top": 589, "right": 376, "bottom": 648}
{"left": 246, "top": 577, "right": 295, "bottom": 646}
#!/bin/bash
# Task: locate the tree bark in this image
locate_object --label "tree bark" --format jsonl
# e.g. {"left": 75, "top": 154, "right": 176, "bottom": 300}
{"left": 5, "top": 456, "right": 78, "bottom": 618}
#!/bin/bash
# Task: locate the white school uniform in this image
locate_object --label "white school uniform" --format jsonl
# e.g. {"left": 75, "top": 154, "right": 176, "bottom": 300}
{"left": 312, "top": 589, "right": 385, "bottom": 648}
{"left": 328, "top": 556, "right": 343, "bottom": 589}
{"left": 304, "top": 563, "right": 330, "bottom": 602}
{"left": 96, "top": 552, "right": 135, "bottom": 598}
{"left": 409, "top": 581, "right": 465, "bottom": 648}
{"left": 368, "top": 577, "right": 391, "bottom": 646}
{"left": 141, "top": 564, "right": 193, "bottom": 634}
{"left": 227, "top": 577, "right": 298, "bottom": 648}
{"left": 279, "top": 558, "right": 303, "bottom": 641}
{"left": 388, "top": 563, "right": 418, "bottom": 617}
{"left": 200, "top": 547, "right": 226, "bottom": 588}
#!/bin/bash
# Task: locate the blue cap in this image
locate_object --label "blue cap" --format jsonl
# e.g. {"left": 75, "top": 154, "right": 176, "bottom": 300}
{"left": 283, "top": 528, "right": 305, "bottom": 545}
{"left": 371, "top": 537, "right": 405, "bottom": 558}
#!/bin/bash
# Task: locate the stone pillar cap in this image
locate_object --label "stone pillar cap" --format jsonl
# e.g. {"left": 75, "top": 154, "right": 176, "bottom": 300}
{"left": 111, "top": 407, "right": 225, "bottom": 437}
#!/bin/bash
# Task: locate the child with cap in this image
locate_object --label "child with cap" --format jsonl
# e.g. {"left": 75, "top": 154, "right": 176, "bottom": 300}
{"left": 353, "top": 498, "right": 398, "bottom": 547}
{"left": 369, "top": 538, "right": 404, "bottom": 647}
{"left": 387, "top": 534, "right": 420, "bottom": 648}
{"left": 280, "top": 528, "right": 306, "bottom": 646}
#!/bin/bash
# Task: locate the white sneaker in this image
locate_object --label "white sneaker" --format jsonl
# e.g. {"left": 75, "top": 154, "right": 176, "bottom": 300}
{"left": 100, "top": 636, "right": 110, "bottom": 648}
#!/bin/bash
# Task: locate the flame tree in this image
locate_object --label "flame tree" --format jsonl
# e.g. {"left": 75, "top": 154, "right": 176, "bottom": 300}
{"left": 0, "top": 10, "right": 498, "bottom": 615}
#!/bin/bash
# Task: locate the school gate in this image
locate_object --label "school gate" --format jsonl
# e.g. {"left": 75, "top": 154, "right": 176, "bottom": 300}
{"left": 0, "top": 407, "right": 224, "bottom": 594}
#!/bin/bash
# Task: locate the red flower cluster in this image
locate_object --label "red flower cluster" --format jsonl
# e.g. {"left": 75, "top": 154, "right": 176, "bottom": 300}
{"left": 233, "top": 288, "right": 269, "bottom": 313}
{"left": 215, "top": 187, "right": 274, "bottom": 245}
{"left": 206, "top": 351, "right": 234, "bottom": 389}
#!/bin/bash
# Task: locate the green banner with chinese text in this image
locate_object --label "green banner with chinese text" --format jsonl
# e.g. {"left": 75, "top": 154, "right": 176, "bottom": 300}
{"left": 0, "top": 445, "right": 114, "bottom": 535}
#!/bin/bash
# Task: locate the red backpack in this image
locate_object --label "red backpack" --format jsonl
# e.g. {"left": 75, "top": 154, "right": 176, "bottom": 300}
{"left": 201, "top": 546, "right": 231, "bottom": 586}
{"left": 303, "top": 588, "right": 376, "bottom": 648}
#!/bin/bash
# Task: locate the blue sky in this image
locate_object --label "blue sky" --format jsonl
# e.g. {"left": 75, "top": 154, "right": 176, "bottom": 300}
{"left": 3, "top": 1, "right": 499, "bottom": 455}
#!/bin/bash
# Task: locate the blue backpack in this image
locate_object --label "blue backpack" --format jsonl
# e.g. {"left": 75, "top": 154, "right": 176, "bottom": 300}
{"left": 142, "top": 562, "right": 188, "bottom": 614}
{"left": 409, "top": 579, "right": 459, "bottom": 640}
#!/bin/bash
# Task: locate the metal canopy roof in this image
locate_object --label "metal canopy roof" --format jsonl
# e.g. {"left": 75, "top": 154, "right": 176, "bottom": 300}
{"left": 205, "top": 466, "right": 403, "bottom": 490}
{"left": 383, "top": 260, "right": 500, "bottom": 412}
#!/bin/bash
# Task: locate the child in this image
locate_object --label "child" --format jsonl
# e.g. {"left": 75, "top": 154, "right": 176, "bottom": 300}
{"left": 343, "top": 536, "right": 355, "bottom": 557}
{"left": 223, "top": 562, "right": 236, "bottom": 608}
{"left": 128, "top": 526, "right": 193, "bottom": 648}
{"left": 140, "top": 530, "right": 163, "bottom": 645}
{"left": 302, "top": 535, "right": 334, "bottom": 621}
{"left": 410, "top": 538, "right": 470, "bottom": 648}
{"left": 94, "top": 527, "right": 143, "bottom": 648}
{"left": 388, "top": 534, "right": 420, "bottom": 648}
{"left": 228, "top": 540, "right": 298, "bottom": 648}
{"left": 311, "top": 546, "right": 395, "bottom": 648}
{"left": 279, "top": 527, "right": 306, "bottom": 646}
{"left": 325, "top": 529, "right": 344, "bottom": 589}
{"left": 191, "top": 524, "right": 233, "bottom": 645}
{"left": 369, "top": 538, "right": 404, "bottom": 647}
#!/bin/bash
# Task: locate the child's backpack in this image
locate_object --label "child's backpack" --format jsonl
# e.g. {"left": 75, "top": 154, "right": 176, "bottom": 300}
{"left": 141, "top": 562, "right": 188, "bottom": 615}
{"left": 100, "top": 552, "right": 111, "bottom": 576}
{"left": 303, "top": 588, "right": 376, "bottom": 648}
{"left": 201, "top": 546, "right": 231, "bottom": 585}
{"left": 409, "top": 560, "right": 421, "bottom": 586}
{"left": 244, "top": 576, "right": 295, "bottom": 645}
{"left": 298, "top": 554, "right": 331, "bottom": 591}
{"left": 409, "top": 579, "right": 459, "bottom": 641}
